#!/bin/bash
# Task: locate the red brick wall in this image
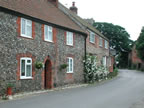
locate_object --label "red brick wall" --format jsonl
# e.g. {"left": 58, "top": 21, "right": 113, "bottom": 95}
{"left": 109, "top": 56, "right": 114, "bottom": 72}
{"left": 132, "top": 50, "right": 142, "bottom": 64}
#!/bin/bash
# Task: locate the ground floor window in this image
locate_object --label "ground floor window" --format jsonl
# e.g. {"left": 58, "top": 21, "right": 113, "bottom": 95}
{"left": 102, "top": 56, "right": 107, "bottom": 67}
{"left": 67, "top": 57, "right": 74, "bottom": 73}
{"left": 20, "top": 57, "right": 32, "bottom": 79}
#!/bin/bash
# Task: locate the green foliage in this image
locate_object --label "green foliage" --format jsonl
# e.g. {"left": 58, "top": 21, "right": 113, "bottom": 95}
{"left": 93, "top": 22, "right": 133, "bottom": 68}
{"left": 0, "top": 81, "right": 8, "bottom": 100}
{"left": 136, "top": 27, "right": 144, "bottom": 61}
{"left": 6, "top": 82, "right": 14, "bottom": 88}
{"left": 108, "top": 68, "right": 118, "bottom": 78}
{"left": 35, "top": 61, "right": 43, "bottom": 69}
{"left": 60, "top": 64, "right": 68, "bottom": 71}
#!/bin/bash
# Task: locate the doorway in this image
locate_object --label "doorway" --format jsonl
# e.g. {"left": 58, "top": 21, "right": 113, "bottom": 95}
{"left": 44, "top": 59, "right": 52, "bottom": 89}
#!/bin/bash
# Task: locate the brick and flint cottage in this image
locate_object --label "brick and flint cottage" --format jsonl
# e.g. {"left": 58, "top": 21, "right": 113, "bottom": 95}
{"left": 0, "top": 0, "right": 87, "bottom": 93}
{"left": 59, "top": 2, "right": 114, "bottom": 71}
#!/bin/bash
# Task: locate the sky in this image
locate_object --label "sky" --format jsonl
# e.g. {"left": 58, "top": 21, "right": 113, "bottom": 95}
{"left": 59, "top": 0, "right": 144, "bottom": 41}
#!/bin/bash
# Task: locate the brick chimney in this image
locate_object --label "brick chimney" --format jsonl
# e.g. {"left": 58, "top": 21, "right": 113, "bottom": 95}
{"left": 48, "top": 0, "right": 58, "bottom": 8}
{"left": 70, "top": 2, "right": 78, "bottom": 14}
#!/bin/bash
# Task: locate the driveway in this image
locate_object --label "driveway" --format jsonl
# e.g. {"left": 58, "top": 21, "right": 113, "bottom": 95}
{"left": 1, "top": 69, "right": 144, "bottom": 108}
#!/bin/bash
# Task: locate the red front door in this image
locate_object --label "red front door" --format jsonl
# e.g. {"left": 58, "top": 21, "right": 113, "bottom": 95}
{"left": 44, "top": 60, "right": 52, "bottom": 89}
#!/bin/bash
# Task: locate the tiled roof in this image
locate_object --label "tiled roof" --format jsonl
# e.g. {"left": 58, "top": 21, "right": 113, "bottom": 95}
{"left": 0, "top": 0, "right": 86, "bottom": 34}
{"left": 59, "top": 3, "right": 109, "bottom": 40}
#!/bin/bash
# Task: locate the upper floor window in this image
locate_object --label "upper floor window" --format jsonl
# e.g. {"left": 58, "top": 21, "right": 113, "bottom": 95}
{"left": 89, "top": 31, "right": 95, "bottom": 43}
{"left": 20, "top": 57, "right": 32, "bottom": 79}
{"left": 99, "top": 37, "right": 103, "bottom": 47}
{"left": 67, "top": 57, "right": 74, "bottom": 73}
{"left": 66, "top": 32, "right": 73, "bottom": 46}
{"left": 44, "top": 25, "right": 53, "bottom": 42}
{"left": 105, "top": 40, "right": 108, "bottom": 49}
{"left": 21, "top": 18, "right": 32, "bottom": 38}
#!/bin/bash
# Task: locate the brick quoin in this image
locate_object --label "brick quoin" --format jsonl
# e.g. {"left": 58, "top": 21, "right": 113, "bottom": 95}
{"left": 16, "top": 53, "right": 36, "bottom": 80}
{"left": 17, "top": 17, "right": 35, "bottom": 39}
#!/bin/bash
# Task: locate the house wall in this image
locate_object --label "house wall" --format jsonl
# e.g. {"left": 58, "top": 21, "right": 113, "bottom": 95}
{"left": 0, "top": 11, "right": 85, "bottom": 93}
{"left": 59, "top": 2, "right": 111, "bottom": 69}
{"left": 86, "top": 31, "right": 110, "bottom": 67}
{"left": 109, "top": 56, "right": 114, "bottom": 72}
{"left": 129, "top": 45, "right": 144, "bottom": 70}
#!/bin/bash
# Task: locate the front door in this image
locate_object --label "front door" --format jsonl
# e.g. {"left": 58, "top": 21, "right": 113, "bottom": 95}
{"left": 44, "top": 60, "right": 52, "bottom": 89}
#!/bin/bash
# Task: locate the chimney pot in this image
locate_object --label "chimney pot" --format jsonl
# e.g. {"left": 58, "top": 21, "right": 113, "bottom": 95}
{"left": 72, "top": 2, "right": 75, "bottom": 7}
{"left": 70, "top": 2, "right": 78, "bottom": 14}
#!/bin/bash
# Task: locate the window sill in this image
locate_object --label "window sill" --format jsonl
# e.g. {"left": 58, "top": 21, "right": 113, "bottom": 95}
{"left": 21, "top": 34, "right": 32, "bottom": 39}
{"left": 20, "top": 77, "right": 33, "bottom": 80}
{"left": 90, "top": 41, "right": 95, "bottom": 44}
{"left": 67, "top": 72, "right": 73, "bottom": 74}
{"left": 66, "top": 44, "right": 73, "bottom": 47}
{"left": 44, "top": 40, "right": 54, "bottom": 43}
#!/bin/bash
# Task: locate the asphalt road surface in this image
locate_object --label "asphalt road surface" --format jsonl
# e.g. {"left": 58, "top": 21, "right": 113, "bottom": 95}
{"left": 1, "top": 69, "right": 144, "bottom": 108}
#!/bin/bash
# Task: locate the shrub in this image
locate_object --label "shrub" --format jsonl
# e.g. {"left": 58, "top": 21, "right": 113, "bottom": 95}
{"left": 35, "top": 61, "right": 43, "bottom": 69}
{"left": 59, "top": 64, "right": 68, "bottom": 71}
{"left": 84, "top": 54, "right": 109, "bottom": 83}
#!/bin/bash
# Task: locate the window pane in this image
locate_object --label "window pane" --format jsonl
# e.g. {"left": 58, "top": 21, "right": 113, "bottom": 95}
{"left": 70, "top": 59, "right": 73, "bottom": 71}
{"left": 48, "top": 31, "right": 52, "bottom": 41}
{"left": 26, "top": 65, "right": 32, "bottom": 77}
{"left": 21, "top": 60, "right": 25, "bottom": 76}
{"left": 26, "top": 23, "right": 32, "bottom": 37}
{"left": 71, "top": 33, "right": 73, "bottom": 45}
{"left": 67, "top": 58, "right": 69, "bottom": 72}
{"left": 44, "top": 26, "right": 48, "bottom": 40}
{"left": 21, "top": 19, "right": 26, "bottom": 34}
{"left": 27, "top": 60, "right": 31, "bottom": 63}
{"left": 66, "top": 33, "right": 69, "bottom": 44}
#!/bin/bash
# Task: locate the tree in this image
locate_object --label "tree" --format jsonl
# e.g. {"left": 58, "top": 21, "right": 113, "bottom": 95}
{"left": 93, "top": 22, "right": 133, "bottom": 68}
{"left": 136, "top": 27, "right": 144, "bottom": 61}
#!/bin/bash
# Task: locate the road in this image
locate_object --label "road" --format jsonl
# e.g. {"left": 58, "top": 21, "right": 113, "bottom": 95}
{"left": 1, "top": 69, "right": 144, "bottom": 108}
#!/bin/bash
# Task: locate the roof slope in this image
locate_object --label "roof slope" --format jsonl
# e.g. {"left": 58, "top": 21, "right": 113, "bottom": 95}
{"left": 59, "top": 3, "right": 108, "bottom": 40}
{"left": 0, "top": 0, "right": 86, "bottom": 34}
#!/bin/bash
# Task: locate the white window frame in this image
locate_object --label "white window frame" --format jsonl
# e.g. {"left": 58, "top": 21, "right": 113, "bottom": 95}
{"left": 44, "top": 25, "right": 53, "bottom": 42}
{"left": 105, "top": 40, "right": 108, "bottom": 49}
{"left": 109, "top": 57, "right": 112, "bottom": 66}
{"left": 20, "top": 57, "right": 32, "bottom": 79}
{"left": 66, "top": 32, "right": 73, "bottom": 46}
{"left": 67, "top": 57, "right": 74, "bottom": 73}
{"left": 102, "top": 56, "right": 107, "bottom": 67}
{"left": 99, "top": 37, "right": 103, "bottom": 47}
{"left": 21, "top": 18, "right": 32, "bottom": 38}
{"left": 89, "top": 31, "right": 95, "bottom": 43}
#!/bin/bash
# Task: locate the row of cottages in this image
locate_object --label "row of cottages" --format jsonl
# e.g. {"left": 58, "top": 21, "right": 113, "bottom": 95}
{"left": 0, "top": 0, "right": 113, "bottom": 93}
{"left": 59, "top": 2, "right": 114, "bottom": 72}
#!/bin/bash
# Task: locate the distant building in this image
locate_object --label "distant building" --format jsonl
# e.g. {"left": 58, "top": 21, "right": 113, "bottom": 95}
{"left": 128, "top": 45, "right": 144, "bottom": 70}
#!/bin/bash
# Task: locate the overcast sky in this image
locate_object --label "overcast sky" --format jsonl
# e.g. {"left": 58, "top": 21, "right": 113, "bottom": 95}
{"left": 59, "top": 0, "right": 144, "bottom": 41}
